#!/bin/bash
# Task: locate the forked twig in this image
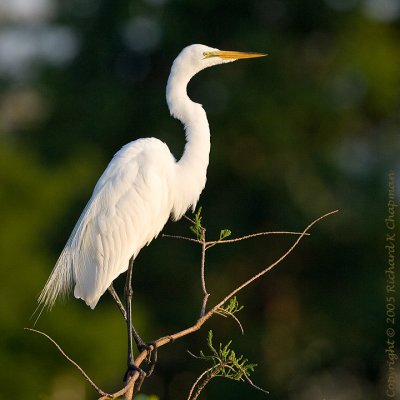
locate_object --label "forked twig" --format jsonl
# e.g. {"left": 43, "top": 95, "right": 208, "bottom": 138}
{"left": 206, "top": 210, "right": 338, "bottom": 315}
{"left": 162, "top": 230, "right": 309, "bottom": 246}
{"left": 153, "top": 211, "right": 339, "bottom": 349}
{"left": 163, "top": 223, "right": 311, "bottom": 317}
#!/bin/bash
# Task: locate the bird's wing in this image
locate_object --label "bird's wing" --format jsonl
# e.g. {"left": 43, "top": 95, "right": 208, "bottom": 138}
{"left": 40, "top": 138, "right": 176, "bottom": 309}
{"left": 73, "top": 138, "right": 177, "bottom": 308}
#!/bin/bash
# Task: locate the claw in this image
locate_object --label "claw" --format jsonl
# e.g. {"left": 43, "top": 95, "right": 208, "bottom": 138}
{"left": 124, "top": 363, "right": 146, "bottom": 391}
{"left": 138, "top": 341, "right": 158, "bottom": 377}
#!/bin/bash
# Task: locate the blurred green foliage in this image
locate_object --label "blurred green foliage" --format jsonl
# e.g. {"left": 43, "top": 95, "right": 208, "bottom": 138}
{"left": 0, "top": 0, "right": 399, "bottom": 399}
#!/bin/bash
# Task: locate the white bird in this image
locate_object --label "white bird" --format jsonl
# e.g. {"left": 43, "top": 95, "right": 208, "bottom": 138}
{"left": 38, "top": 43, "right": 265, "bottom": 373}
{"left": 39, "top": 44, "right": 265, "bottom": 313}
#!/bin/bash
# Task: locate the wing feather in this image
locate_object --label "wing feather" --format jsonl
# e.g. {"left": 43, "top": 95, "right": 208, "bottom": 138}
{"left": 39, "top": 138, "right": 176, "bottom": 309}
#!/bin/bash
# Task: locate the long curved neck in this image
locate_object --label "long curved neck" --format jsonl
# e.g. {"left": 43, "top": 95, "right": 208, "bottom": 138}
{"left": 166, "top": 67, "right": 211, "bottom": 219}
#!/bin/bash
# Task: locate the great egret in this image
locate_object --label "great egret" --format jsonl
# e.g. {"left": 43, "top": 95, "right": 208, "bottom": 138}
{"left": 38, "top": 44, "right": 265, "bottom": 372}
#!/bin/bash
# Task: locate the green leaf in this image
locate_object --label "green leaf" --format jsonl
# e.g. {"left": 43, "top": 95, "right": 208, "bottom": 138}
{"left": 219, "top": 229, "right": 231, "bottom": 240}
{"left": 217, "top": 296, "right": 244, "bottom": 317}
{"left": 190, "top": 207, "right": 204, "bottom": 240}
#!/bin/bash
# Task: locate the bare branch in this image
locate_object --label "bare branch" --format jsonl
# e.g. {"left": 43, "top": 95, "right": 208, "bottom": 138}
{"left": 240, "top": 368, "right": 269, "bottom": 395}
{"left": 199, "top": 231, "right": 209, "bottom": 317}
{"left": 216, "top": 309, "right": 244, "bottom": 335}
{"left": 205, "top": 210, "right": 338, "bottom": 317}
{"left": 24, "top": 328, "right": 112, "bottom": 398}
{"left": 162, "top": 233, "right": 202, "bottom": 244}
{"left": 183, "top": 214, "right": 196, "bottom": 225}
{"left": 163, "top": 231, "right": 309, "bottom": 247}
{"left": 205, "top": 230, "right": 310, "bottom": 249}
{"left": 200, "top": 294, "right": 210, "bottom": 319}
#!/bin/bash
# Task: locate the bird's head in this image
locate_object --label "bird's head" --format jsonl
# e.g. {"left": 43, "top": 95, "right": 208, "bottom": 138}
{"left": 171, "top": 44, "right": 266, "bottom": 77}
{"left": 167, "top": 44, "right": 266, "bottom": 118}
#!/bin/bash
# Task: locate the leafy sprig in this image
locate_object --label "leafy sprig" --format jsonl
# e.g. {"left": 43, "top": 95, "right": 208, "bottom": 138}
{"left": 187, "top": 331, "right": 268, "bottom": 400}
{"left": 216, "top": 296, "right": 245, "bottom": 334}
{"left": 219, "top": 229, "right": 231, "bottom": 240}
{"left": 190, "top": 207, "right": 205, "bottom": 241}
{"left": 200, "top": 330, "right": 257, "bottom": 380}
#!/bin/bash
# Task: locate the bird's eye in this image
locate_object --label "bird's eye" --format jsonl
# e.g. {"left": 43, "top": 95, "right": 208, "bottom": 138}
{"left": 202, "top": 52, "right": 209, "bottom": 58}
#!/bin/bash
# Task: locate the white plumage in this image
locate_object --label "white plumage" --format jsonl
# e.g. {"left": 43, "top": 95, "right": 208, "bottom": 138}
{"left": 38, "top": 44, "right": 265, "bottom": 310}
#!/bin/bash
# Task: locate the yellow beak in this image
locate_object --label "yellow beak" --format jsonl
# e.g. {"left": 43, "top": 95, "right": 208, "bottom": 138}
{"left": 205, "top": 50, "right": 267, "bottom": 60}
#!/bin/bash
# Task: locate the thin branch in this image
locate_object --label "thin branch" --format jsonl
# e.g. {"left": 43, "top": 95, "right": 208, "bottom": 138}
{"left": 199, "top": 228, "right": 209, "bottom": 317}
{"left": 187, "top": 350, "right": 203, "bottom": 359}
{"left": 206, "top": 210, "right": 338, "bottom": 317}
{"left": 200, "top": 293, "right": 210, "bottom": 319}
{"left": 24, "top": 328, "right": 111, "bottom": 398}
{"left": 190, "top": 363, "right": 225, "bottom": 400}
{"left": 230, "top": 313, "right": 244, "bottom": 335}
{"left": 162, "top": 230, "right": 309, "bottom": 247}
{"left": 224, "top": 363, "right": 269, "bottom": 395}
{"left": 183, "top": 214, "right": 196, "bottom": 225}
{"left": 205, "top": 230, "right": 310, "bottom": 249}
{"left": 162, "top": 234, "right": 202, "bottom": 244}
{"left": 187, "top": 367, "right": 214, "bottom": 400}
{"left": 216, "top": 309, "right": 244, "bottom": 335}
{"left": 240, "top": 368, "right": 269, "bottom": 395}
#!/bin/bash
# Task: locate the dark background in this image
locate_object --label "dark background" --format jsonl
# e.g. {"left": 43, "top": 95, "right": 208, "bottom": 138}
{"left": 0, "top": 0, "right": 399, "bottom": 399}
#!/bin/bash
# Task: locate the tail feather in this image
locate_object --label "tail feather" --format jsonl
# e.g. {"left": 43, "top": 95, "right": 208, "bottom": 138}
{"left": 37, "top": 198, "right": 93, "bottom": 311}
{"left": 38, "top": 248, "right": 74, "bottom": 310}
{"left": 35, "top": 194, "right": 95, "bottom": 324}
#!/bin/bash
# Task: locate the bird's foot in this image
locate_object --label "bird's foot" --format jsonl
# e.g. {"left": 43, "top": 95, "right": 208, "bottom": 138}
{"left": 123, "top": 362, "right": 147, "bottom": 391}
{"left": 137, "top": 341, "right": 158, "bottom": 377}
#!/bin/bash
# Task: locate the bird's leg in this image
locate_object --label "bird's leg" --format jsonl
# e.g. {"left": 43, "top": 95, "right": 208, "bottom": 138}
{"left": 125, "top": 256, "right": 139, "bottom": 369}
{"left": 123, "top": 258, "right": 147, "bottom": 389}
{"left": 108, "top": 284, "right": 127, "bottom": 320}
{"left": 107, "top": 281, "right": 143, "bottom": 346}
{"left": 124, "top": 256, "right": 158, "bottom": 377}
{"left": 125, "top": 257, "right": 148, "bottom": 349}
